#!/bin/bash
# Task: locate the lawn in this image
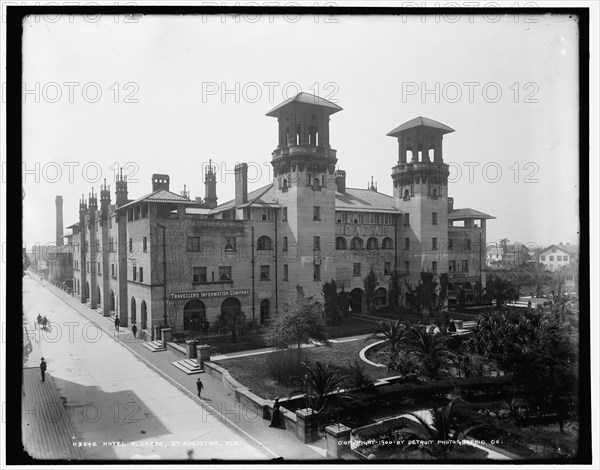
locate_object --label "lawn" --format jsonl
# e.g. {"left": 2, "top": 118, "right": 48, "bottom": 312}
{"left": 217, "top": 337, "right": 391, "bottom": 400}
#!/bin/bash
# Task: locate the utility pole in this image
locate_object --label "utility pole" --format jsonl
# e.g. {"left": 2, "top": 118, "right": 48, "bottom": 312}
{"left": 157, "top": 223, "right": 168, "bottom": 328}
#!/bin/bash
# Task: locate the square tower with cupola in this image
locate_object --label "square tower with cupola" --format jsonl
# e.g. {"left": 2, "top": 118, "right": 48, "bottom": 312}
{"left": 267, "top": 93, "right": 342, "bottom": 299}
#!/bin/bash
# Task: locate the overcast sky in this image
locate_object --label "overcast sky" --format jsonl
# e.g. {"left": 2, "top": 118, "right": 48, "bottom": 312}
{"left": 21, "top": 12, "right": 580, "bottom": 250}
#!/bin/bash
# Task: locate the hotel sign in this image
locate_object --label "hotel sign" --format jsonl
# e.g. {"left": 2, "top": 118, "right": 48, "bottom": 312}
{"left": 336, "top": 224, "right": 392, "bottom": 236}
{"left": 170, "top": 289, "right": 250, "bottom": 300}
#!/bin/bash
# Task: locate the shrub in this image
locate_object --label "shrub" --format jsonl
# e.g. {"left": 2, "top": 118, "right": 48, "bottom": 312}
{"left": 347, "top": 358, "right": 375, "bottom": 391}
{"left": 265, "top": 349, "right": 306, "bottom": 385}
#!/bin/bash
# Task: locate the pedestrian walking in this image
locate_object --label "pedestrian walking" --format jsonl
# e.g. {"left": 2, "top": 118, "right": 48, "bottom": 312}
{"left": 115, "top": 316, "right": 120, "bottom": 332}
{"left": 269, "top": 397, "right": 281, "bottom": 428}
{"left": 41, "top": 316, "right": 48, "bottom": 330}
{"left": 40, "top": 357, "right": 47, "bottom": 382}
{"left": 36, "top": 314, "right": 42, "bottom": 329}
{"left": 196, "top": 378, "right": 204, "bottom": 398}
{"left": 131, "top": 323, "right": 138, "bottom": 338}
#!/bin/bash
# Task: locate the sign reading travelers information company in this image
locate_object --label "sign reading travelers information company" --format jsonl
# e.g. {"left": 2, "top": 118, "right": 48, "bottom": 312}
{"left": 170, "top": 289, "right": 251, "bottom": 300}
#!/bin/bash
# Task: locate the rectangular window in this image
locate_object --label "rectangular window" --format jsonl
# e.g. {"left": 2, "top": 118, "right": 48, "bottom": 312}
{"left": 461, "top": 260, "right": 469, "bottom": 272}
{"left": 139, "top": 267, "right": 144, "bottom": 283}
{"left": 111, "top": 264, "right": 115, "bottom": 277}
{"left": 549, "top": 256, "right": 554, "bottom": 261}
{"left": 384, "top": 262, "right": 391, "bottom": 275}
{"left": 133, "top": 266, "right": 137, "bottom": 281}
{"left": 313, "top": 236, "right": 320, "bottom": 251}
{"left": 541, "top": 255, "right": 546, "bottom": 261}
{"left": 109, "top": 237, "right": 115, "bottom": 252}
{"left": 97, "top": 262, "right": 101, "bottom": 275}
{"left": 404, "top": 237, "right": 410, "bottom": 250}
{"left": 353, "top": 263, "right": 361, "bottom": 276}
{"left": 432, "top": 212, "right": 438, "bottom": 225}
{"left": 313, "top": 206, "right": 320, "bottom": 221}
{"left": 564, "top": 256, "right": 568, "bottom": 261}
{"left": 143, "top": 237, "right": 147, "bottom": 252}
{"left": 404, "top": 261, "right": 410, "bottom": 274}
{"left": 557, "top": 255, "right": 562, "bottom": 261}
{"left": 466, "top": 239, "right": 471, "bottom": 250}
{"left": 283, "top": 264, "right": 288, "bottom": 281}
{"left": 219, "top": 266, "right": 232, "bottom": 281}
{"left": 261, "top": 208, "right": 272, "bottom": 221}
{"left": 282, "top": 207, "right": 288, "bottom": 221}
{"left": 448, "top": 239, "right": 453, "bottom": 250}
{"left": 128, "top": 209, "right": 133, "bottom": 222}
{"left": 129, "top": 238, "right": 133, "bottom": 252}
{"left": 432, "top": 261, "right": 438, "bottom": 273}
{"left": 283, "top": 236, "right": 288, "bottom": 252}
{"left": 432, "top": 238, "right": 438, "bottom": 250}
{"left": 224, "top": 237, "right": 236, "bottom": 252}
{"left": 449, "top": 260, "right": 456, "bottom": 271}
{"left": 260, "top": 265, "right": 270, "bottom": 280}
{"left": 404, "top": 213, "right": 410, "bottom": 226}
{"left": 336, "top": 211, "right": 342, "bottom": 223}
{"left": 313, "top": 264, "right": 321, "bottom": 281}
{"left": 193, "top": 267, "right": 207, "bottom": 283}
{"left": 187, "top": 237, "right": 201, "bottom": 251}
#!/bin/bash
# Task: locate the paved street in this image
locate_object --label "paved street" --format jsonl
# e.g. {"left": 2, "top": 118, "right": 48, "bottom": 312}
{"left": 22, "top": 276, "right": 268, "bottom": 460}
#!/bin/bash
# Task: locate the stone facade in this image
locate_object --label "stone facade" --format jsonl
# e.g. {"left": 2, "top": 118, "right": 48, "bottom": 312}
{"left": 68, "top": 93, "right": 494, "bottom": 336}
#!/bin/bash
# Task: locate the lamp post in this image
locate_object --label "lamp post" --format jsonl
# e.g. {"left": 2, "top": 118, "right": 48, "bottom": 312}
{"left": 156, "top": 223, "right": 168, "bottom": 328}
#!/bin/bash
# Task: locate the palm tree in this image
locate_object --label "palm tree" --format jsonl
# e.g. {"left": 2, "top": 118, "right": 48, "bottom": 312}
{"left": 404, "top": 325, "right": 456, "bottom": 379}
{"left": 366, "top": 319, "right": 407, "bottom": 352}
{"left": 527, "top": 262, "right": 550, "bottom": 298}
{"left": 552, "top": 265, "right": 571, "bottom": 298}
{"left": 396, "top": 400, "right": 483, "bottom": 458}
{"left": 291, "top": 361, "right": 360, "bottom": 414}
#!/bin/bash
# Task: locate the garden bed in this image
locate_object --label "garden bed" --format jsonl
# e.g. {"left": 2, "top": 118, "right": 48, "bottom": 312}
{"left": 217, "top": 338, "right": 390, "bottom": 399}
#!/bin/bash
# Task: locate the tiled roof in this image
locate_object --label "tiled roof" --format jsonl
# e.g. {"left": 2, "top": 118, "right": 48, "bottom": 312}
{"left": 540, "top": 244, "right": 579, "bottom": 256}
{"left": 335, "top": 188, "right": 400, "bottom": 213}
{"left": 266, "top": 92, "right": 343, "bottom": 116}
{"left": 116, "top": 189, "right": 195, "bottom": 211}
{"left": 210, "top": 184, "right": 275, "bottom": 214}
{"left": 449, "top": 208, "right": 495, "bottom": 220}
{"left": 387, "top": 116, "right": 455, "bottom": 137}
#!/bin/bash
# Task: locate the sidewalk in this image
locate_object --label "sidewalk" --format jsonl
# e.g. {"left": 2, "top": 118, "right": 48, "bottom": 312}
{"left": 22, "top": 308, "right": 83, "bottom": 460}
{"left": 36, "top": 278, "right": 325, "bottom": 460}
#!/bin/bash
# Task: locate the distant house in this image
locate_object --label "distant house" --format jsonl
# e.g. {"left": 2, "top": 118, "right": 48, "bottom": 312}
{"left": 538, "top": 243, "right": 578, "bottom": 291}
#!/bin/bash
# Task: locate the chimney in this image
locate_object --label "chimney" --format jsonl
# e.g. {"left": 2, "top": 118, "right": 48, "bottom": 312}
{"left": 235, "top": 163, "right": 248, "bottom": 207}
{"left": 55, "top": 195, "right": 64, "bottom": 246}
{"left": 335, "top": 170, "right": 346, "bottom": 193}
{"left": 448, "top": 197, "right": 454, "bottom": 212}
{"left": 152, "top": 174, "right": 170, "bottom": 192}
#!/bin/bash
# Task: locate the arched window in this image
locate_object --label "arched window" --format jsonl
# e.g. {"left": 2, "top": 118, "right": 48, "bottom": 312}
{"left": 260, "top": 299, "right": 270, "bottom": 324}
{"left": 184, "top": 299, "right": 205, "bottom": 331}
{"left": 283, "top": 178, "right": 288, "bottom": 188}
{"left": 374, "top": 287, "right": 387, "bottom": 307}
{"left": 382, "top": 237, "right": 394, "bottom": 250}
{"left": 403, "top": 189, "right": 410, "bottom": 199}
{"left": 257, "top": 236, "right": 272, "bottom": 250}
{"left": 351, "top": 237, "right": 363, "bottom": 250}
{"left": 141, "top": 301, "right": 148, "bottom": 330}
{"left": 432, "top": 188, "right": 438, "bottom": 198}
{"left": 366, "top": 237, "right": 379, "bottom": 250}
{"left": 110, "top": 290, "right": 115, "bottom": 311}
{"left": 130, "top": 297, "right": 137, "bottom": 325}
{"left": 335, "top": 237, "right": 347, "bottom": 250}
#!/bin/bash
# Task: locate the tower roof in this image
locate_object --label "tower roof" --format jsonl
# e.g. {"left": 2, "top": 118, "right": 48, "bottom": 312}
{"left": 266, "top": 92, "right": 343, "bottom": 117}
{"left": 387, "top": 116, "right": 455, "bottom": 137}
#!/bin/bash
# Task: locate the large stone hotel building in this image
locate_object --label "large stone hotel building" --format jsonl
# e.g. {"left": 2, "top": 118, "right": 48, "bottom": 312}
{"left": 67, "top": 93, "right": 494, "bottom": 336}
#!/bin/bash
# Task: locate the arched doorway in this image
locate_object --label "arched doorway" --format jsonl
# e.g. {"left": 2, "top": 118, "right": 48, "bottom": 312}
{"left": 221, "top": 297, "right": 242, "bottom": 316}
{"left": 183, "top": 299, "right": 205, "bottom": 331}
{"left": 374, "top": 287, "right": 387, "bottom": 308}
{"left": 141, "top": 300, "right": 148, "bottom": 330}
{"left": 349, "top": 288, "right": 364, "bottom": 313}
{"left": 260, "top": 299, "right": 270, "bottom": 324}
{"left": 110, "top": 290, "right": 115, "bottom": 311}
{"left": 130, "top": 297, "right": 137, "bottom": 325}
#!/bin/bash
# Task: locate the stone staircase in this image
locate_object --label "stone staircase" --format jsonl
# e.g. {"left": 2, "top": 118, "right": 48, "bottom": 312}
{"left": 171, "top": 358, "right": 204, "bottom": 375}
{"left": 142, "top": 340, "right": 166, "bottom": 352}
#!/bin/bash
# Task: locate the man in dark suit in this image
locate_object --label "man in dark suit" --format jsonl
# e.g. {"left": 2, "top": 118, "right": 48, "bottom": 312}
{"left": 40, "top": 357, "right": 47, "bottom": 382}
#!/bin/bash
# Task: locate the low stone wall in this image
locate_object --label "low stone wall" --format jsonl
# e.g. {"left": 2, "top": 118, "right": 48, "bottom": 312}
{"left": 203, "top": 361, "right": 305, "bottom": 437}
{"left": 166, "top": 342, "right": 187, "bottom": 359}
